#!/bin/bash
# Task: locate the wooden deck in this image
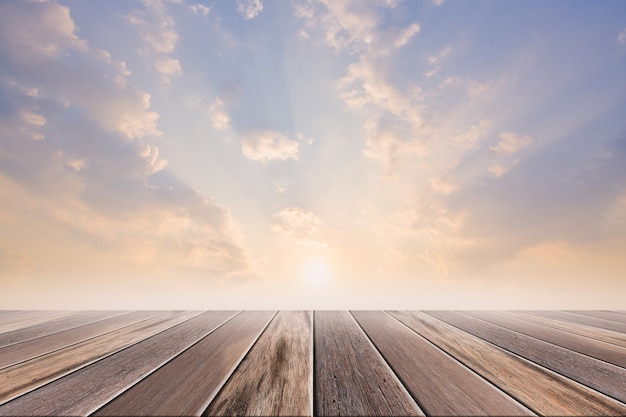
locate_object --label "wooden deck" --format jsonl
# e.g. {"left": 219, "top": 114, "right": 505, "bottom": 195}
{"left": 0, "top": 311, "right": 625, "bottom": 416}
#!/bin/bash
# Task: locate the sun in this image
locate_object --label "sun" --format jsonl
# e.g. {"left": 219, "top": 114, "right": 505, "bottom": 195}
{"left": 302, "top": 259, "right": 332, "bottom": 288}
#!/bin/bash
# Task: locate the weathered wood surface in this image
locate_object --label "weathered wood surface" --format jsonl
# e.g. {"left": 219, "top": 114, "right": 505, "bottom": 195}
{"left": 427, "top": 310, "right": 626, "bottom": 404}
{"left": 388, "top": 310, "right": 626, "bottom": 416}
{"left": 0, "top": 310, "right": 155, "bottom": 369}
{"left": 0, "top": 311, "right": 237, "bottom": 416}
{"left": 0, "top": 311, "right": 199, "bottom": 404}
{"left": 0, "top": 310, "right": 126, "bottom": 348}
{"left": 463, "top": 310, "right": 626, "bottom": 369}
{"left": 0, "top": 310, "right": 624, "bottom": 416}
{"left": 501, "top": 310, "right": 626, "bottom": 349}
{"left": 93, "top": 311, "right": 275, "bottom": 416}
{"left": 205, "top": 311, "right": 312, "bottom": 417}
{"left": 535, "top": 310, "right": 626, "bottom": 333}
{"left": 565, "top": 310, "right": 626, "bottom": 325}
{"left": 351, "top": 311, "right": 532, "bottom": 416}
{"left": 0, "top": 311, "right": 80, "bottom": 333}
{"left": 314, "top": 311, "right": 423, "bottom": 417}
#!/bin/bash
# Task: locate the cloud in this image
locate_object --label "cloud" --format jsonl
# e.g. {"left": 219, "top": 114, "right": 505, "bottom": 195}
{"left": 127, "top": 0, "right": 182, "bottom": 82}
{"left": 490, "top": 132, "right": 533, "bottom": 155}
{"left": 208, "top": 97, "right": 230, "bottom": 130}
{"left": 237, "top": 0, "right": 263, "bottom": 20}
{"left": 272, "top": 207, "right": 323, "bottom": 245}
{"left": 0, "top": 1, "right": 250, "bottom": 281}
{"left": 432, "top": 0, "right": 444, "bottom": 5}
{"left": 241, "top": 130, "right": 299, "bottom": 161}
{"left": 487, "top": 164, "right": 509, "bottom": 177}
{"left": 428, "top": 45, "right": 452, "bottom": 65}
{"left": 189, "top": 3, "right": 210, "bottom": 17}
{"left": 618, "top": 28, "right": 626, "bottom": 44}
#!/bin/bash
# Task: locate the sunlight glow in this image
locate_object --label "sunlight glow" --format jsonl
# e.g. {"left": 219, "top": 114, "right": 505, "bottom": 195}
{"left": 302, "top": 259, "right": 332, "bottom": 288}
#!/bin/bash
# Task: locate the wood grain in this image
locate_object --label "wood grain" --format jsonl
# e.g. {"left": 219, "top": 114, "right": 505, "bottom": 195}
{"left": 534, "top": 310, "right": 626, "bottom": 333}
{"left": 204, "top": 311, "right": 312, "bottom": 417}
{"left": 565, "top": 310, "right": 626, "bottom": 325}
{"left": 0, "top": 310, "right": 149, "bottom": 368}
{"left": 351, "top": 311, "right": 532, "bottom": 416}
{"left": 427, "top": 310, "right": 626, "bottom": 404}
{"left": 389, "top": 310, "right": 626, "bottom": 416}
{"left": 314, "top": 311, "right": 423, "bottom": 417}
{"left": 0, "top": 311, "right": 122, "bottom": 348}
{"left": 501, "top": 311, "right": 626, "bottom": 349}
{"left": 0, "top": 310, "right": 199, "bottom": 405}
{"left": 0, "top": 311, "right": 237, "bottom": 416}
{"left": 93, "top": 311, "right": 275, "bottom": 417}
{"left": 0, "top": 311, "right": 80, "bottom": 333}
{"left": 463, "top": 310, "right": 626, "bottom": 369}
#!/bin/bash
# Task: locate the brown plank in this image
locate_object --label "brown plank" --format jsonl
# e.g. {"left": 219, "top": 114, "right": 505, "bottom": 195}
{"left": 464, "top": 311, "right": 626, "bottom": 369}
{"left": 427, "top": 311, "right": 626, "bottom": 405}
{"left": 0, "top": 310, "right": 156, "bottom": 369}
{"left": 0, "top": 311, "right": 80, "bottom": 333}
{"left": 351, "top": 311, "right": 532, "bottom": 416}
{"left": 93, "top": 311, "right": 275, "bottom": 417}
{"left": 502, "top": 311, "right": 626, "bottom": 349}
{"left": 389, "top": 310, "right": 626, "bottom": 416}
{"left": 565, "top": 310, "right": 626, "bottom": 325}
{"left": 0, "top": 310, "right": 129, "bottom": 349}
{"left": 204, "top": 311, "right": 312, "bottom": 417}
{"left": 313, "top": 311, "right": 423, "bottom": 417}
{"left": 0, "top": 311, "right": 237, "bottom": 416}
{"left": 0, "top": 310, "right": 199, "bottom": 405}
{"left": 534, "top": 310, "right": 626, "bottom": 334}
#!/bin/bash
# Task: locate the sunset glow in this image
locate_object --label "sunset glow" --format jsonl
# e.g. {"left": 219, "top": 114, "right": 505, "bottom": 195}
{"left": 1, "top": 0, "right": 625, "bottom": 309}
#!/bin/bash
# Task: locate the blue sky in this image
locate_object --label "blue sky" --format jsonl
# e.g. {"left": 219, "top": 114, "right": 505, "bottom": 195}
{"left": 1, "top": 0, "right": 625, "bottom": 308}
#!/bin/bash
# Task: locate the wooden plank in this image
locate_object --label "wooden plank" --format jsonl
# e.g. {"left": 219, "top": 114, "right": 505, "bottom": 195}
{"left": 93, "top": 311, "right": 275, "bottom": 417}
{"left": 0, "top": 310, "right": 128, "bottom": 348}
{"left": 313, "top": 311, "right": 423, "bottom": 417}
{"left": 565, "top": 310, "right": 626, "bottom": 325}
{"left": 534, "top": 310, "right": 626, "bottom": 334}
{"left": 427, "top": 311, "right": 626, "bottom": 405}
{"left": 204, "top": 311, "right": 312, "bottom": 417}
{"left": 0, "top": 311, "right": 80, "bottom": 333}
{"left": 0, "top": 310, "right": 156, "bottom": 369}
{"left": 0, "top": 311, "right": 237, "bottom": 416}
{"left": 463, "top": 311, "right": 626, "bottom": 369}
{"left": 501, "top": 311, "right": 626, "bottom": 349}
{"left": 351, "top": 311, "right": 532, "bottom": 416}
{"left": 0, "top": 310, "right": 199, "bottom": 405}
{"left": 389, "top": 310, "right": 626, "bottom": 416}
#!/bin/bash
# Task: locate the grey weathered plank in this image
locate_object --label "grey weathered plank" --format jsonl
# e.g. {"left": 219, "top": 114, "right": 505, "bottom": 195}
{"left": 0, "top": 311, "right": 199, "bottom": 405}
{"left": 0, "top": 311, "right": 120, "bottom": 348}
{"left": 565, "top": 310, "right": 626, "bottom": 325}
{"left": 313, "top": 311, "right": 423, "bottom": 417}
{"left": 0, "top": 310, "right": 157, "bottom": 369}
{"left": 204, "top": 311, "right": 312, "bottom": 417}
{"left": 534, "top": 310, "right": 626, "bottom": 334}
{"left": 389, "top": 310, "right": 626, "bottom": 416}
{"left": 0, "top": 311, "right": 237, "bottom": 416}
{"left": 93, "top": 311, "right": 275, "bottom": 416}
{"left": 463, "top": 311, "right": 626, "bottom": 369}
{"left": 427, "top": 311, "right": 626, "bottom": 404}
{"left": 0, "top": 311, "right": 80, "bottom": 333}
{"left": 501, "top": 311, "right": 626, "bottom": 349}
{"left": 351, "top": 311, "right": 532, "bottom": 416}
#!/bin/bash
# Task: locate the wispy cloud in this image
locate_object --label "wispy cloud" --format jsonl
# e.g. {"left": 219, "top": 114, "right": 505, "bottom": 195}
{"left": 618, "top": 28, "right": 626, "bottom": 44}
{"left": 490, "top": 132, "right": 533, "bottom": 155}
{"left": 272, "top": 207, "right": 324, "bottom": 245}
{"left": 241, "top": 130, "right": 299, "bottom": 161}
{"left": 237, "top": 0, "right": 263, "bottom": 20}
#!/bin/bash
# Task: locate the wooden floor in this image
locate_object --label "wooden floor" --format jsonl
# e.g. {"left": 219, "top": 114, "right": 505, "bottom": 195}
{"left": 0, "top": 311, "right": 625, "bottom": 416}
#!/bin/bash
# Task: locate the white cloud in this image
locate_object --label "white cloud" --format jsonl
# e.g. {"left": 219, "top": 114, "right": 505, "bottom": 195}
{"left": 241, "top": 130, "right": 299, "bottom": 162}
{"left": 432, "top": 0, "right": 444, "bottom": 5}
{"left": 490, "top": 132, "right": 533, "bottom": 155}
{"left": 428, "top": 45, "right": 452, "bottom": 65}
{"left": 237, "top": 0, "right": 263, "bottom": 20}
{"left": 208, "top": 97, "right": 230, "bottom": 130}
{"left": 272, "top": 207, "right": 323, "bottom": 245}
{"left": 189, "top": 3, "right": 210, "bottom": 17}
{"left": 618, "top": 28, "right": 626, "bottom": 44}
{"left": 488, "top": 164, "right": 509, "bottom": 177}
{"left": 154, "top": 57, "right": 182, "bottom": 81}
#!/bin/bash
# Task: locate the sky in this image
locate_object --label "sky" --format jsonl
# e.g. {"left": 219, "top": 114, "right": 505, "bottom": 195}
{"left": 1, "top": 0, "right": 626, "bottom": 309}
